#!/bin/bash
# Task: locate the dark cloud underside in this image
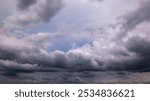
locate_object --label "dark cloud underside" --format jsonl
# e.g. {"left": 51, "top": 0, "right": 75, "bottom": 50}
{"left": 17, "top": 0, "right": 37, "bottom": 10}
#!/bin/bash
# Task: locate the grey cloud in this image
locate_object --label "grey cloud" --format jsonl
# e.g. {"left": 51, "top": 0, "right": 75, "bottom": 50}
{"left": 117, "top": 0, "right": 150, "bottom": 39}
{"left": 0, "top": 34, "right": 65, "bottom": 70}
{"left": 0, "top": 34, "right": 150, "bottom": 74}
{"left": 104, "top": 36, "right": 150, "bottom": 70}
{"left": 98, "top": 0, "right": 150, "bottom": 71}
{"left": 0, "top": 59, "right": 37, "bottom": 70}
{"left": 126, "top": 36, "right": 150, "bottom": 70}
{"left": 0, "top": 34, "right": 100, "bottom": 72}
{"left": 98, "top": 0, "right": 103, "bottom": 1}
{"left": 1, "top": 0, "right": 150, "bottom": 74}
{"left": 3, "top": 0, "right": 63, "bottom": 30}
{"left": 112, "top": 0, "right": 150, "bottom": 70}
{"left": 123, "top": 1, "right": 150, "bottom": 30}
{"left": 89, "top": 0, "right": 104, "bottom": 2}
{"left": 36, "top": 0, "right": 63, "bottom": 22}
{"left": 21, "top": 0, "right": 63, "bottom": 24}
{"left": 17, "top": 0, "right": 37, "bottom": 10}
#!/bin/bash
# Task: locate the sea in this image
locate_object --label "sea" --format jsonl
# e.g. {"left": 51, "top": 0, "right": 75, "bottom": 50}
{"left": 0, "top": 70, "right": 150, "bottom": 84}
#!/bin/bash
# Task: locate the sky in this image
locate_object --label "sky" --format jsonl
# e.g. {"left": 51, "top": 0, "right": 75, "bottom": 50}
{"left": 0, "top": 0, "right": 150, "bottom": 73}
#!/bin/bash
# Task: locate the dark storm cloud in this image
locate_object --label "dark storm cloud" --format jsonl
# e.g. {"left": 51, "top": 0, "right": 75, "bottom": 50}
{"left": 1, "top": 34, "right": 150, "bottom": 72}
{"left": 17, "top": 0, "right": 37, "bottom": 10}
{"left": 126, "top": 36, "right": 150, "bottom": 70}
{"left": 0, "top": 35, "right": 99, "bottom": 72}
{"left": 0, "top": 35, "right": 67, "bottom": 71}
{"left": 97, "top": 0, "right": 150, "bottom": 71}
{"left": 113, "top": 0, "right": 150, "bottom": 70}
{"left": 107, "top": 37, "right": 150, "bottom": 71}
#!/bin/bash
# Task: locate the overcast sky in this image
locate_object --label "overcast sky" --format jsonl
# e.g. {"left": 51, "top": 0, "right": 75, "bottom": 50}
{"left": 0, "top": 0, "right": 150, "bottom": 72}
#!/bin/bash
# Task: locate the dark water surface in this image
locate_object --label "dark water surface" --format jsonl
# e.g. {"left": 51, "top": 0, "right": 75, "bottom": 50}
{"left": 0, "top": 70, "right": 150, "bottom": 84}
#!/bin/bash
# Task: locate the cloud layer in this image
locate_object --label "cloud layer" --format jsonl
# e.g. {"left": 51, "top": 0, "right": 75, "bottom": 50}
{"left": 0, "top": 0, "right": 150, "bottom": 74}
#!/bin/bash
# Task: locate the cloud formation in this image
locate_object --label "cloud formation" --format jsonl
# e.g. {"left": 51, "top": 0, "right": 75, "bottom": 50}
{"left": 17, "top": 0, "right": 37, "bottom": 10}
{"left": 2, "top": 0, "right": 63, "bottom": 32}
{"left": 0, "top": 0, "right": 150, "bottom": 75}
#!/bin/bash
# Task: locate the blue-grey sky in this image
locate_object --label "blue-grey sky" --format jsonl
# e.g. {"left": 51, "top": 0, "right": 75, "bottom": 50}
{"left": 0, "top": 0, "right": 150, "bottom": 72}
